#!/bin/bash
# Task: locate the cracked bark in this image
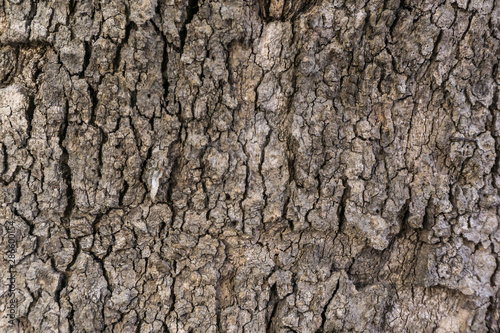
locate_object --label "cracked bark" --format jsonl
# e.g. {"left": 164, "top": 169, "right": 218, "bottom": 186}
{"left": 0, "top": 0, "right": 499, "bottom": 332}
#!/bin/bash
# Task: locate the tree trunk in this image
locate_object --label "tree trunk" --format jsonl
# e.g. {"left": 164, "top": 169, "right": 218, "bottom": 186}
{"left": 0, "top": 0, "right": 499, "bottom": 332}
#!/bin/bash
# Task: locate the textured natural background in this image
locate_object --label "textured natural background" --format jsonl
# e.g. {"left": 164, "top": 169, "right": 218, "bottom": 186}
{"left": 0, "top": 0, "right": 499, "bottom": 332}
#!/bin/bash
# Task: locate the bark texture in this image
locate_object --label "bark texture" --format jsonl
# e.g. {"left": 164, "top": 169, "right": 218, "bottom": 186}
{"left": 0, "top": 0, "right": 499, "bottom": 332}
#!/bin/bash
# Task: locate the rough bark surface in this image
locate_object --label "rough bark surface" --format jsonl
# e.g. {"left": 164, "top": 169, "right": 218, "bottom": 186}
{"left": 0, "top": 0, "right": 499, "bottom": 332}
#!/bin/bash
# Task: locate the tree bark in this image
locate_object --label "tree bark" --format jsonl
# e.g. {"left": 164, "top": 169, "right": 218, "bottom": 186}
{"left": 0, "top": 0, "right": 499, "bottom": 332}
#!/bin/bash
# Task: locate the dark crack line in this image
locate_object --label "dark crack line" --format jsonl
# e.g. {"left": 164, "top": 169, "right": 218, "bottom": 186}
{"left": 179, "top": 0, "right": 199, "bottom": 52}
